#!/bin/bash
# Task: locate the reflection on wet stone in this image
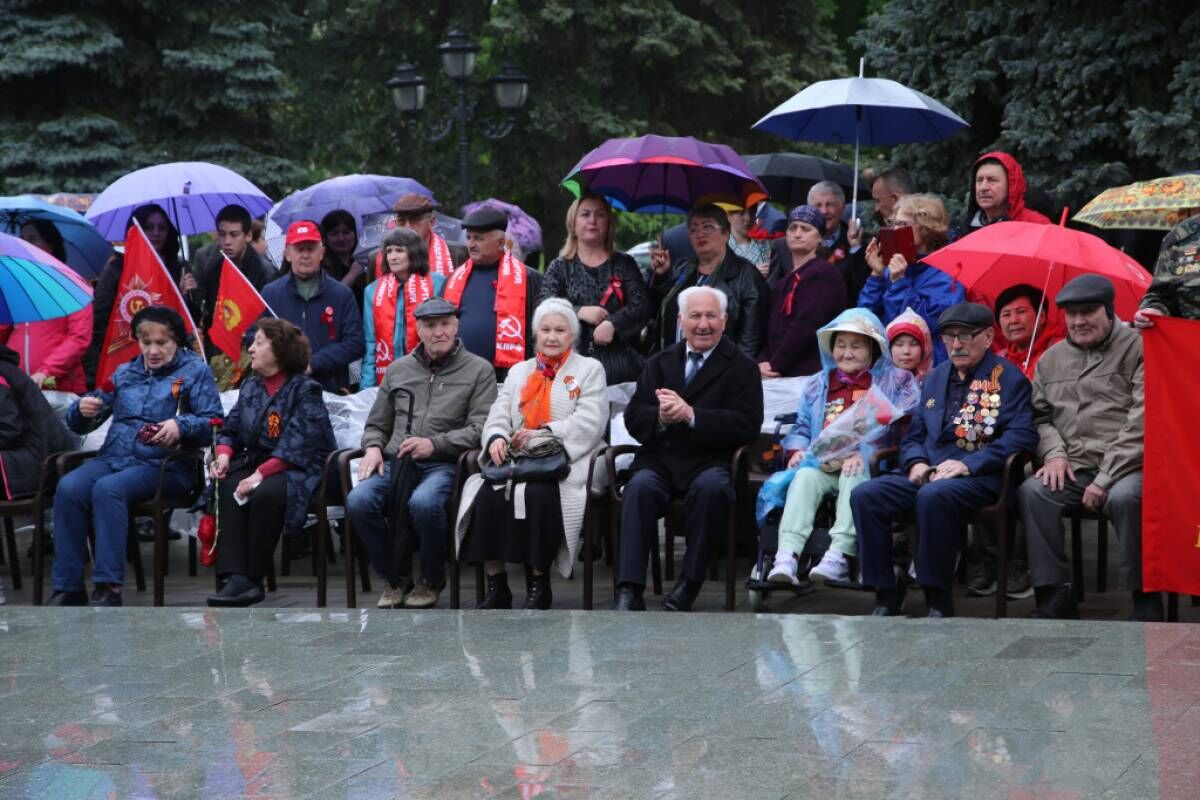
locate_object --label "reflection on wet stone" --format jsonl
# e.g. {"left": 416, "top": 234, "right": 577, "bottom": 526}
{"left": 0, "top": 608, "right": 1193, "bottom": 798}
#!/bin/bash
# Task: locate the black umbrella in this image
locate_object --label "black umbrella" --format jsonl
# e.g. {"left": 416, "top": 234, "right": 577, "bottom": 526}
{"left": 385, "top": 385, "right": 421, "bottom": 582}
{"left": 744, "top": 153, "right": 870, "bottom": 209}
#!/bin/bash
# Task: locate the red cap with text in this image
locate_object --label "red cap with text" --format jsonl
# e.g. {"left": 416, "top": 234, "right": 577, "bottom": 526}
{"left": 285, "top": 221, "right": 323, "bottom": 245}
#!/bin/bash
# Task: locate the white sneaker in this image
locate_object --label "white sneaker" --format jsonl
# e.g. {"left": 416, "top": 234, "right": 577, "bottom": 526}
{"left": 767, "top": 552, "right": 800, "bottom": 585}
{"left": 377, "top": 583, "right": 406, "bottom": 609}
{"left": 908, "top": 562, "right": 918, "bottom": 582}
{"left": 809, "top": 550, "right": 850, "bottom": 583}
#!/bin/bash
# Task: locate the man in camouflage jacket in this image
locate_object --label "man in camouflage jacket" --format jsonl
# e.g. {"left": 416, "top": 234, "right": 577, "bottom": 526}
{"left": 1134, "top": 213, "right": 1200, "bottom": 327}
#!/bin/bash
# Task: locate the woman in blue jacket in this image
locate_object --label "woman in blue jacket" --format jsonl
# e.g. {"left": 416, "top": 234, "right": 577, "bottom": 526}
{"left": 48, "top": 306, "right": 223, "bottom": 607}
{"left": 360, "top": 227, "right": 446, "bottom": 388}
{"left": 858, "top": 194, "right": 964, "bottom": 364}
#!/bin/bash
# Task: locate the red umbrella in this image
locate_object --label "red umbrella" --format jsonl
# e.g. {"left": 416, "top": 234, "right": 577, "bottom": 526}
{"left": 923, "top": 221, "right": 1152, "bottom": 319}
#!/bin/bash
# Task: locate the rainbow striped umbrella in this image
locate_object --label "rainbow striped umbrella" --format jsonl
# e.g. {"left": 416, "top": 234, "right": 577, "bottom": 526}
{"left": 561, "top": 135, "right": 767, "bottom": 214}
{"left": 0, "top": 231, "right": 93, "bottom": 324}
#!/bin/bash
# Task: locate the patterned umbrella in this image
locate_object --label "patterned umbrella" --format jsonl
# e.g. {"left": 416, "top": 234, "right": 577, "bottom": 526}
{"left": 0, "top": 195, "right": 114, "bottom": 279}
{"left": 1074, "top": 174, "right": 1200, "bottom": 230}
{"left": 561, "top": 135, "right": 767, "bottom": 214}
{"left": 0, "top": 232, "right": 93, "bottom": 324}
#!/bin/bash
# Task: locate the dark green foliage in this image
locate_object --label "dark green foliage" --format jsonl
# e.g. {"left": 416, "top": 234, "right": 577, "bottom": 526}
{"left": 0, "top": 1, "right": 303, "bottom": 197}
{"left": 852, "top": 1, "right": 1200, "bottom": 215}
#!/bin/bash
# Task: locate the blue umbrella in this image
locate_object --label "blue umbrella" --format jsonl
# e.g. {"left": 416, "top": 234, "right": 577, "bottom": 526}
{"left": 753, "top": 59, "right": 969, "bottom": 218}
{"left": 270, "top": 174, "right": 435, "bottom": 232}
{"left": 0, "top": 232, "right": 93, "bottom": 324}
{"left": 87, "top": 161, "right": 273, "bottom": 240}
{"left": 0, "top": 195, "right": 113, "bottom": 279}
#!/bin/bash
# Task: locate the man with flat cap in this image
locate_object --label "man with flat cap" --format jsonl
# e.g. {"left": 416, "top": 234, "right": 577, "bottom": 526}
{"left": 1019, "top": 274, "right": 1157, "bottom": 620}
{"left": 443, "top": 205, "right": 542, "bottom": 379}
{"left": 390, "top": 192, "right": 459, "bottom": 278}
{"left": 346, "top": 297, "right": 497, "bottom": 609}
{"left": 851, "top": 301, "right": 1037, "bottom": 617}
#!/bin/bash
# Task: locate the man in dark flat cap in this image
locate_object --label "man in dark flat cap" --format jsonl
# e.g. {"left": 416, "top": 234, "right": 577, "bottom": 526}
{"left": 442, "top": 206, "right": 542, "bottom": 380}
{"left": 347, "top": 297, "right": 497, "bottom": 610}
{"left": 850, "top": 302, "right": 1037, "bottom": 618}
{"left": 391, "top": 193, "right": 459, "bottom": 278}
{"left": 1019, "top": 274, "right": 1156, "bottom": 620}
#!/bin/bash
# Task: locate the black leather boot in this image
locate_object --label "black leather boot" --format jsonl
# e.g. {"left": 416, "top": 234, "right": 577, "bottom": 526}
{"left": 524, "top": 572, "right": 552, "bottom": 610}
{"left": 478, "top": 572, "right": 513, "bottom": 610}
{"left": 610, "top": 583, "right": 646, "bottom": 611}
{"left": 1131, "top": 591, "right": 1164, "bottom": 622}
{"left": 1031, "top": 584, "right": 1080, "bottom": 619}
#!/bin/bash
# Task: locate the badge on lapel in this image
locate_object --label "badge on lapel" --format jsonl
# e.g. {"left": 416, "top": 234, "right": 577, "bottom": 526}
{"left": 267, "top": 410, "right": 282, "bottom": 439}
{"left": 564, "top": 375, "right": 581, "bottom": 400}
{"left": 925, "top": 398, "right": 935, "bottom": 409}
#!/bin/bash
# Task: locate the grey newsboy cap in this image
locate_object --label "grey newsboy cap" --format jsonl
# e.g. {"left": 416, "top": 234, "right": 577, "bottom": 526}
{"left": 1055, "top": 273, "right": 1115, "bottom": 308}
{"left": 938, "top": 301, "right": 994, "bottom": 330}
{"left": 413, "top": 297, "right": 460, "bottom": 319}
{"left": 462, "top": 206, "right": 508, "bottom": 232}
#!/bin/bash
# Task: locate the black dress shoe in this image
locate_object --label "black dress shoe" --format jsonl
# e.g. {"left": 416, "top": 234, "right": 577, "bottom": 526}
{"left": 90, "top": 585, "right": 123, "bottom": 607}
{"left": 870, "top": 588, "right": 903, "bottom": 617}
{"left": 46, "top": 590, "right": 88, "bottom": 607}
{"left": 478, "top": 572, "right": 513, "bottom": 610}
{"left": 922, "top": 587, "right": 955, "bottom": 618}
{"left": 662, "top": 578, "right": 701, "bottom": 612}
{"left": 610, "top": 584, "right": 646, "bottom": 611}
{"left": 1130, "top": 591, "right": 1164, "bottom": 622}
{"left": 524, "top": 573, "right": 552, "bottom": 610}
{"left": 207, "top": 575, "right": 265, "bottom": 607}
{"left": 1031, "top": 584, "right": 1080, "bottom": 620}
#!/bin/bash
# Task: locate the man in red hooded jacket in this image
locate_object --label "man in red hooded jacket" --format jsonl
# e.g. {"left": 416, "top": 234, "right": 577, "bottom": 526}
{"left": 960, "top": 152, "right": 1051, "bottom": 236}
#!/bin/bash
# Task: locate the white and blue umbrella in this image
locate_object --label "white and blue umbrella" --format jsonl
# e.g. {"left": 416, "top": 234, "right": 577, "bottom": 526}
{"left": 753, "top": 59, "right": 969, "bottom": 218}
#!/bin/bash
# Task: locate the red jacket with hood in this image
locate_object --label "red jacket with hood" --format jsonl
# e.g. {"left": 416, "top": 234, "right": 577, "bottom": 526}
{"left": 965, "top": 151, "right": 1051, "bottom": 229}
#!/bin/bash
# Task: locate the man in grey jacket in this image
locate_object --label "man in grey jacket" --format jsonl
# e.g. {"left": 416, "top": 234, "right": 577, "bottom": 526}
{"left": 346, "top": 298, "right": 497, "bottom": 609}
{"left": 1018, "top": 275, "right": 1153, "bottom": 620}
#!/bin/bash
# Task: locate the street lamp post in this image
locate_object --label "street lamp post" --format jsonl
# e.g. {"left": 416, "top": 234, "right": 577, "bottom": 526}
{"left": 388, "top": 30, "right": 531, "bottom": 210}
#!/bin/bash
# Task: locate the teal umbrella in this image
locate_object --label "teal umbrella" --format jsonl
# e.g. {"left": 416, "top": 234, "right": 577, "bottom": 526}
{"left": 0, "top": 231, "right": 93, "bottom": 324}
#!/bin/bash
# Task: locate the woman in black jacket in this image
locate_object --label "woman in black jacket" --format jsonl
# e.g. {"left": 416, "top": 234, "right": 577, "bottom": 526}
{"left": 539, "top": 194, "right": 651, "bottom": 384}
{"left": 647, "top": 204, "right": 769, "bottom": 358}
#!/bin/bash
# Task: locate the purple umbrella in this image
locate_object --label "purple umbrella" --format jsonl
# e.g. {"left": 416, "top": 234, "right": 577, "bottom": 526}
{"left": 270, "top": 174, "right": 435, "bottom": 233}
{"left": 87, "top": 162, "right": 273, "bottom": 240}
{"left": 461, "top": 198, "right": 543, "bottom": 256}
{"left": 561, "top": 135, "right": 768, "bottom": 214}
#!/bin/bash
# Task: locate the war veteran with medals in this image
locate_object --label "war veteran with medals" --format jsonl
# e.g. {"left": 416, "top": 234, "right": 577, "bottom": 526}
{"left": 850, "top": 302, "right": 1037, "bottom": 617}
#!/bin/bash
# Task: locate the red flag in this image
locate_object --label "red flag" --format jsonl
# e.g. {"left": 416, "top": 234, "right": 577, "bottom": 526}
{"left": 95, "top": 220, "right": 202, "bottom": 389}
{"left": 208, "top": 255, "right": 272, "bottom": 360}
{"left": 1142, "top": 315, "right": 1200, "bottom": 595}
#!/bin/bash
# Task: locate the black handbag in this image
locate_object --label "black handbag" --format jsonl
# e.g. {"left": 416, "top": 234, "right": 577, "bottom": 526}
{"left": 481, "top": 432, "right": 570, "bottom": 484}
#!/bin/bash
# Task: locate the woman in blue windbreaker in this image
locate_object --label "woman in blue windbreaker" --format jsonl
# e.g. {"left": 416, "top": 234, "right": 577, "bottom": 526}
{"left": 360, "top": 227, "right": 446, "bottom": 388}
{"left": 756, "top": 307, "right": 919, "bottom": 588}
{"left": 48, "top": 306, "right": 222, "bottom": 607}
{"left": 857, "top": 193, "right": 964, "bottom": 364}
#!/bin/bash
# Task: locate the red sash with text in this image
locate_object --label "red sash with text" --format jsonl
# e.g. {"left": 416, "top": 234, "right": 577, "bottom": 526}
{"left": 371, "top": 272, "right": 434, "bottom": 383}
{"left": 442, "top": 251, "right": 527, "bottom": 368}
{"left": 1142, "top": 316, "right": 1200, "bottom": 595}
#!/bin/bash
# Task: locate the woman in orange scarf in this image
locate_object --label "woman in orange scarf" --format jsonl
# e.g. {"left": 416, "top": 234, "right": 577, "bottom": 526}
{"left": 456, "top": 298, "right": 608, "bottom": 609}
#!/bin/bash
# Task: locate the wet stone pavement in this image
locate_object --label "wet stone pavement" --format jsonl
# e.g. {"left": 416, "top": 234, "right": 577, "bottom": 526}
{"left": 2, "top": 607, "right": 1199, "bottom": 799}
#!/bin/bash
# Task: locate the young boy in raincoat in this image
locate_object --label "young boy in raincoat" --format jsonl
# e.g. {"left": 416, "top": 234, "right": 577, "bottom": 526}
{"left": 758, "top": 307, "right": 919, "bottom": 586}
{"left": 886, "top": 307, "right": 933, "bottom": 381}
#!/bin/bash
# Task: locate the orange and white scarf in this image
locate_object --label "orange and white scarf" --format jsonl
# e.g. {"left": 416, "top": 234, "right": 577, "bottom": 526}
{"left": 371, "top": 272, "right": 434, "bottom": 383}
{"left": 443, "top": 250, "right": 528, "bottom": 368}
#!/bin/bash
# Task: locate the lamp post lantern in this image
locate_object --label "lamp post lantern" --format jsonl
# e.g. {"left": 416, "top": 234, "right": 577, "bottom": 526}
{"left": 388, "top": 31, "right": 530, "bottom": 210}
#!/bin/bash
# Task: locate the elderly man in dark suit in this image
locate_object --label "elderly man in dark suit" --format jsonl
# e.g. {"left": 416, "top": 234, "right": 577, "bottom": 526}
{"left": 850, "top": 302, "right": 1038, "bottom": 618}
{"left": 612, "top": 285, "right": 764, "bottom": 611}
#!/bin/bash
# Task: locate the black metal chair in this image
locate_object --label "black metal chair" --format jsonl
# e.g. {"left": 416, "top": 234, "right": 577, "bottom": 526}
{"left": 2, "top": 451, "right": 64, "bottom": 600}
{"left": 601, "top": 443, "right": 748, "bottom": 611}
{"left": 35, "top": 448, "right": 205, "bottom": 605}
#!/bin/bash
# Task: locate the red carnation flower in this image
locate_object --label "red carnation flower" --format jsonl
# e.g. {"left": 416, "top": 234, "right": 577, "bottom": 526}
{"left": 198, "top": 514, "right": 218, "bottom": 567}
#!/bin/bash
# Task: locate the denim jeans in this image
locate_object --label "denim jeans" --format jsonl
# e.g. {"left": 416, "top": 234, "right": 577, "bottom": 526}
{"left": 52, "top": 458, "right": 193, "bottom": 591}
{"left": 345, "top": 460, "right": 456, "bottom": 586}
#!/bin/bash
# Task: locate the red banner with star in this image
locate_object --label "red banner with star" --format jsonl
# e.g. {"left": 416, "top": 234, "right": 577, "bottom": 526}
{"left": 95, "top": 220, "right": 202, "bottom": 388}
{"left": 208, "top": 255, "right": 272, "bottom": 360}
{"left": 1142, "top": 315, "right": 1200, "bottom": 595}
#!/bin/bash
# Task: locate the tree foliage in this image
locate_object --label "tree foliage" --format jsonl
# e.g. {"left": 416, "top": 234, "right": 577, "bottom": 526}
{"left": 0, "top": 0, "right": 304, "bottom": 196}
{"left": 852, "top": 1, "right": 1200, "bottom": 214}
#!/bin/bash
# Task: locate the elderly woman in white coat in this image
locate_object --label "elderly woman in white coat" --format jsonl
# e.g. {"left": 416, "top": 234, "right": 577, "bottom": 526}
{"left": 456, "top": 297, "right": 608, "bottom": 609}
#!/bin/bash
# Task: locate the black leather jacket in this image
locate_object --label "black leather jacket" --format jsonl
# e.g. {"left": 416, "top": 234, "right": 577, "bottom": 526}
{"left": 648, "top": 247, "right": 769, "bottom": 357}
